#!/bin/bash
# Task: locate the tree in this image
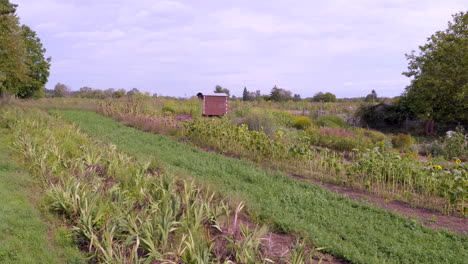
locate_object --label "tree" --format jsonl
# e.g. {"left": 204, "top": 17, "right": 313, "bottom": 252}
{"left": 311, "top": 92, "right": 337, "bottom": 102}
{"left": 54, "top": 83, "right": 70, "bottom": 97}
{"left": 113, "top": 89, "right": 126, "bottom": 98}
{"left": 214, "top": 85, "right": 230, "bottom": 96}
{"left": 16, "top": 25, "right": 51, "bottom": 98}
{"left": 269, "top": 86, "right": 292, "bottom": 102}
{"left": 364, "top": 89, "right": 378, "bottom": 103}
{"left": 242, "top": 87, "right": 249, "bottom": 101}
{"left": 127, "top": 88, "right": 140, "bottom": 96}
{"left": 293, "top": 94, "right": 301, "bottom": 102}
{"left": 401, "top": 11, "right": 468, "bottom": 134}
{"left": 242, "top": 86, "right": 255, "bottom": 101}
{"left": 0, "top": 0, "right": 28, "bottom": 96}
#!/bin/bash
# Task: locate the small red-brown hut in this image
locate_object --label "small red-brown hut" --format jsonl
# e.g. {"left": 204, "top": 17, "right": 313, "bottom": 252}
{"left": 202, "top": 93, "right": 228, "bottom": 116}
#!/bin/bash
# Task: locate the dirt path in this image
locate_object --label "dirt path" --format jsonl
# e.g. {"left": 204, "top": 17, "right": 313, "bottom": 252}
{"left": 291, "top": 174, "right": 467, "bottom": 235}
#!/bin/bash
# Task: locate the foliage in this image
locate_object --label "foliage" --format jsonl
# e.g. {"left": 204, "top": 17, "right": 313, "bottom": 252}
{"left": 1, "top": 106, "right": 283, "bottom": 263}
{"left": 16, "top": 25, "right": 51, "bottom": 98}
{"left": 0, "top": 131, "right": 85, "bottom": 263}
{"left": 242, "top": 108, "right": 277, "bottom": 135}
{"left": 242, "top": 87, "right": 257, "bottom": 101}
{"left": 316, "top": 114, "right": 347, "bottom": 128}
{"left": 92, "top": 98, "right": 465, "bottom": 214}
{"left": 401, "top": 11, "right": 468, "bottom": 124}
{"left": 364, "top": 90, "right": 378, "bottom": 103}
{"left": 272, "top": 111, "right": 295, "bottom": 127}
{"left": 391, "top": 133, "right": 415, "bottom": 149}
{"left": 269, "top": 86, "right": 292, "bottom": 102}
{"left": 311, "top": 92, "right": 337, "bottom": 102}
{"left": 308, "top": 128, "right": 371, "bottom": 152}
{"left": 419, "top": 127, "right": 468, "bottom": 160}
{"left": 293, "top": 116, "right": 312, "bottom": 130}
{"left": 355, "top": 103, "right": 407, "bottom": 130}
{"left": 214, "top": 85, "right": 230, "bottom": 96}
{"left": 56, "top": 109, "right": 468, "bottom": 264}
{"left": 53, "top": 83, "right": 71, "bottom": 97}
{"left": 442, "top": 127, "right": 468, "bottom": 160}
{"left": 347, "top": 148, "right": 467, "bottom": 214}
{"left": 0, "top": 0, "right": 28, "bottom": 95}
{"left": 0, "top": 1, "right": 50, "bottom": 98}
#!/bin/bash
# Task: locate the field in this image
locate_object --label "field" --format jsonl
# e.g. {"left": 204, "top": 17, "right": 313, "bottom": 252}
{"left": 0, "top": 127, "right": 85, "bottom": 263}
{"left": 0, "top": 98, "right": 467, "bottom": 263}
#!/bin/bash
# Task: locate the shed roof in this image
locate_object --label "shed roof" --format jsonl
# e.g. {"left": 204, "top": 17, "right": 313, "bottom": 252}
{"left": 204, "top": 93, "right": 228, "bottom": 97}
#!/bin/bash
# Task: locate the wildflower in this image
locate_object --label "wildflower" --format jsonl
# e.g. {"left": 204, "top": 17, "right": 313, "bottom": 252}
{"left": 455, "top": 159, "right": 461, "bottom": 164}
{"left": 432, "top": 164, "right": 442, "bottom": 170}
{"left": 426, "top": 161, "right": 432, "bottom": 166}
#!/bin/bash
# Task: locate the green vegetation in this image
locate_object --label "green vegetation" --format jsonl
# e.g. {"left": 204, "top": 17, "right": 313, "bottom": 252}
{"left": 311, "top": 92, "right": 337, "bottom": 102}
{"left": 0, "top": 128, "right": 84, "bottom": 263}
{"left": 392, "top": 133, "right": 415, "bottom": 149}
{"left": 0, "top": 0, "right": 51, "bottom": 98}
{"left": 56, "top": 109, "right": 468, "bottom": 264}
{"left": 316, "top": 115, "right": 348, "bottom": 129}
{"left": 3, "top": 106, "right": 305, "bottom": 263}
{"left": 293, "top": 116, "right": 312, "bottom": 130}
{"left": 97, "top": 99, "right": 467, "bottom": 214}
{"left": 402, "top": 11, "right": 468, "bottom": 126}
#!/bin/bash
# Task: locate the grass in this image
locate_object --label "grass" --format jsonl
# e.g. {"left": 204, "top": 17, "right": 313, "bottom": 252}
{"left": 0, "top": 129, "right": 85, "bottom": 264}
{"left": 55, "top": 110, "right": 468, "bottom": 264}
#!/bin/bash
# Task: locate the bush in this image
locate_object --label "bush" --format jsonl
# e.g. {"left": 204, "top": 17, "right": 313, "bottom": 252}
{"left": 307, "top": 127, "right": 374, "bottom": 151}
{"left": 294, "top": 116, "right": 312, "bottom": 130}
{"left": 242, "top": 108, "right": 276, "bottom": 135}
{"left": 442, "top": 127, "right": 467, "bottom": 160}
{"left": 317, "top": 115, "right": 347, "bottom": 128}
{"left": 272, "top": 111, "right": 295, "bottom": 127}
{"left": 392, "top": 133, "right": 415, "bottom": 149}
{"left": 162, "top": 101, "right": 176, "bottom": 113}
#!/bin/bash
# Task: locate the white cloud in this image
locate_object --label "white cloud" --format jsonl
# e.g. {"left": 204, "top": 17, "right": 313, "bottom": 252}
{"left": 12, "top": 0, "right": 467, "bottom": 97}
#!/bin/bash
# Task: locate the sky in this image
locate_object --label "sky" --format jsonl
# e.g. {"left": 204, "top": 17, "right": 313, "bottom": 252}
{"left": 14, "top": 0, "right": 467, "bottom": 98}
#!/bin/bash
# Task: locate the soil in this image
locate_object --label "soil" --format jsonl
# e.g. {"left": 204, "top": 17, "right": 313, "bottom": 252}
{"left": 210, "top": 212, "right": 348, "bottom": 264}
{"left": 291, "top": 174, "right": 468, "bottom": 235}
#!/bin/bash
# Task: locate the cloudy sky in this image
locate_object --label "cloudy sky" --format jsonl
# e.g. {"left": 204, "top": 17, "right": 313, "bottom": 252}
{"left": 14, "top": 0, "right": 466, "bottom": 98}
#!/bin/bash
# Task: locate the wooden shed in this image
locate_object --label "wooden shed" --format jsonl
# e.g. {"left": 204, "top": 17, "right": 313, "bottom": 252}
{"left": 202, "top": 94, "right": 228, "bottom": 116}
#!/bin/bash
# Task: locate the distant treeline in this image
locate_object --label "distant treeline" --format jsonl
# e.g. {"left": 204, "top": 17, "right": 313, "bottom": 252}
{"left": 45, "top": 82, "right": 391, "bottom": 104}
{"left": 44, "top": 84, "right": 158, "bottom": 99}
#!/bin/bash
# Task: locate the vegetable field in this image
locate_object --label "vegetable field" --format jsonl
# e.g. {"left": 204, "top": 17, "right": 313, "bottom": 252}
{"left": 54, "top": 109, "right": 467, "bottom": 264}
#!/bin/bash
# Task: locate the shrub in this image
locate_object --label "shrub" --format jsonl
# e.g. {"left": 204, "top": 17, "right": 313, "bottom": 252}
{"left": 392, "top": 133, "right": 415, "bottom": 149}
{"left": 317, "top": 115, "right": 347, "bottom": 128}
{"left": 162, "top": 101, "right": 176, "bottom": 113}
{"left": 294, "top": 116, "right": 312, "bottom": 130}
{"left": 442, "top": 127, "right": 467, "bottom": 160}
{"left": 307, "top": 127, "right": 374, "bottom": 151}
{"left": 242, "top": 108, "right": 276, "bottom": 135}
{"left": 272, "top": 111, "right": 295, "bottom": 127}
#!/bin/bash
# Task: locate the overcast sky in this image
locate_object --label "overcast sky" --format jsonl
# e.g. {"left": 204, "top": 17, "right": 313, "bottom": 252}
{"left": 14, "top": 0, "right": 466, "bottom": 98}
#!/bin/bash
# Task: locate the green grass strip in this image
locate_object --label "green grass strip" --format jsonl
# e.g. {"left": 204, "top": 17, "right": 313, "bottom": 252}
{"left": 56, "top": 110, "right": 468, "bottom": 264}
{"left": 0, "top": 129, "right": 85, "bottom": 264}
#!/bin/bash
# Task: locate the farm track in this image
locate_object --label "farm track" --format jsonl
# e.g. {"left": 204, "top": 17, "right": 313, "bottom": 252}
{"left": 56, "top": 110, "right": 468, "bottom": 264}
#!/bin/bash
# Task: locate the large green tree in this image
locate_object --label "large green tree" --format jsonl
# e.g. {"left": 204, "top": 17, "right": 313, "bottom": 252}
{"left": 17, "top": 25, "right": 51, "bottom": 98}
{"left": 402, "top": 11, "right": 468, "bottom": 130}
{"left": 0, "top": 0, "right": 50, "bottom": 98}
{"left": 0, "top": 0, "right": 28, "bottom": 95}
